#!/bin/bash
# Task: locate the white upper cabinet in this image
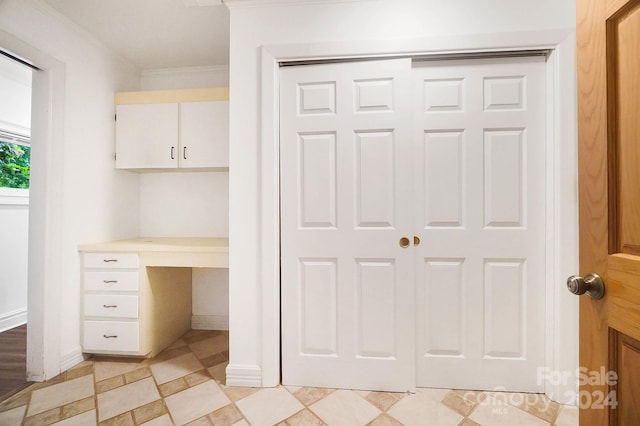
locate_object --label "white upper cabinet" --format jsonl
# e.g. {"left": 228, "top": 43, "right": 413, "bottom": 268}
{"left": 179, "top": 101, "right": 229, "bottom": 169}
{"left": 114, "top": 88, "right": 229, "bottom": 171}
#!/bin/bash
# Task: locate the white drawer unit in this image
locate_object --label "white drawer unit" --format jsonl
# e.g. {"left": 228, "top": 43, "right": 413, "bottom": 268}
{"left": 84, "top": 320, "right": 140, "bottom": 353}
{"left": 84, "top": 252, "right": 139, "bottom": 269}
{"left": 84, "top": 271, "right": 139, "bottom": 292}
{"left": 80, "top": 245, "right": 193, "bottom": 358}
{"left": 82, "top": 251, "right": 143, "bottom": 355}
{"left": 84, "top": 294, "right": 139, "bottom": 318}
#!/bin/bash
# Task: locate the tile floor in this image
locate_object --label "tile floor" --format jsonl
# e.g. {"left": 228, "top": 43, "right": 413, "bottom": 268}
{"left": 0, "top": 330, "right": 578, "bottom": 426}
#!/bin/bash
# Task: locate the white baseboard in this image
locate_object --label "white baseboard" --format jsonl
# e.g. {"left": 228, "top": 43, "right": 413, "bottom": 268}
{"left": 59, "top": 345, "right": 86, "bottom": 373}
{"left": 226, "top": 364, "right": 262, "bottom": 387}
{"left": 0, "top": 308, "right": 27, "bottom": 333}
{"left": 191, "top": 314, "right": 229, "bottom": 330}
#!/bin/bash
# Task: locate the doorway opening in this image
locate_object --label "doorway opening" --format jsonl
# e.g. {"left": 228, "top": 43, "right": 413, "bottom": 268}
{"left": 0, "top": 50, "right": 33, "bottom": 400}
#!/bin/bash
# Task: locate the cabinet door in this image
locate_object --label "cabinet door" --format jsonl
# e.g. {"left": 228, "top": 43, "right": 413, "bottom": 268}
{"left": 179, "top": 101, "right": 229, "bottom": 168}
{"left": 116, "top": 103, "right": 179, "bottom": 169}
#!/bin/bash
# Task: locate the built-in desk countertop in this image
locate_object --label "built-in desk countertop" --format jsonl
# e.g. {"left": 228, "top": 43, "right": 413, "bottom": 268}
{"left": 79, "top": 237, "right": 229, "bottom": 268}
{"left": 78, "top": 237, "right": 228, "bottom": 357}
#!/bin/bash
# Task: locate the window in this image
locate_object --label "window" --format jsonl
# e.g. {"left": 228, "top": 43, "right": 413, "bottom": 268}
{"left": 0, "top": 135, "right": 30, "bottom": 189}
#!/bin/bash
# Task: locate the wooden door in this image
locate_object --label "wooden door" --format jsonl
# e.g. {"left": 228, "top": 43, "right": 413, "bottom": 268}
{"left": 577, "top": 0, "right": 640, "bottom": 424}
{"left": 413, "top": 57, "right": 547, "bottom": 392}
{"left": 280, "top": 58, "right": 415, "bottom": 392}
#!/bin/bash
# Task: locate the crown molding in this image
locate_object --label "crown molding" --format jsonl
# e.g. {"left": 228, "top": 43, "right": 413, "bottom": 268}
{"left": 224, "top": 0, "right": 376, "bottom": 9}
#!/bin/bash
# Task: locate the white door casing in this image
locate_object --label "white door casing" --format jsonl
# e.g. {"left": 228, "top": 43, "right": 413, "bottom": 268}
{"left": 280, "top": 58, "right": 416, "bottom": 392}
{"left": 413, "top": 57, "right": 546, "bottom": 392}
{"left": 280, "top": 56, "right": 547, "bottom": 392}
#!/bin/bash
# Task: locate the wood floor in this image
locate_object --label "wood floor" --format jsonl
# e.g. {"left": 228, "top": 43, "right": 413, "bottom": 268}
{"left": 0, "top": 324, "right": 31, "bottom": 402}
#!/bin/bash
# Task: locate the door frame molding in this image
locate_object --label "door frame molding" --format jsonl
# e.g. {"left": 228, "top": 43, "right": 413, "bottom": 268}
{"left": 0, "top": 29, "right": 66, "bottom": 381}
{"left": 256, "top": 29, "right": 578, "bottom": 403}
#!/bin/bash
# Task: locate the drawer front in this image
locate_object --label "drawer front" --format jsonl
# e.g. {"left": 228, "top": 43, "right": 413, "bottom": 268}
{"left": 84, "top": 294, "right": 138, "bottom": 318}
{"left": 84, "top": 252, "right": 138, "bottom": 269}
{"left": 84, "top": 271, "right": 139, "bottom": 292}
{"left": 84, "top": 320, "right": 139, "bottom": 353}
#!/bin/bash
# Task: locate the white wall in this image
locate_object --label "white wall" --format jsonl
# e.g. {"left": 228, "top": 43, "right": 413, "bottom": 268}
{"left": 139, "top": 67, "right": 230, "bottom": 330}
{"left": 0, "top": 0, "right": 140, "bottom": 375}
{"left": 140, "top": 65, "right": 229, "bottom": 90}
{"left": 226, "top": 0, "right": 577, "bottom": 389}
{"left": 0, "top": 199, "right": 29, "bottom": 331}
{"left": 0, "top": 56, "right": 31, "bottom": 332}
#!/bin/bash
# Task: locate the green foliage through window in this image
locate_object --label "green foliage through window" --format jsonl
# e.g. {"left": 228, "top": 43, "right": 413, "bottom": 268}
{"left": 0, "top": 140, "right": 30, "bottom": 189}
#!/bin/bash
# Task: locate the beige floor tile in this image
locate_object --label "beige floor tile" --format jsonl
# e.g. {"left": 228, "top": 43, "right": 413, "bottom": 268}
{"left": 442, "top": 390, "right": 477, "bottom": 417}
{"left": 208, "top": 404, "right": 244, "bottom": 426}
{"left": 368, "top": 413, "right": 404, "bottom": 426}
{"left": 236, "top": 387, "right": 304, "bottom": 426}
{"left": 150, "top": 352, "right": 204, "bottom": 385}
{"left": 555, "top": 405, "right": 579, "bottom": 426}
{"left": 27, "top": 374, "right": 95, "bottom": 416}
{"left": 0, "top": 404, "right": 26, "bottom": 425}
{"left": 158, "top": 378, "right": 189, "bottom": 398}
{"left": 51, "top": 409, "right": 97, "bottom": 425}
{"left": 140, "top": 414, "right": 174, "bottom": 426}
{"left": 97, "top": 377, "right": 160, "bottom": 421}
{"left": 133, "top": 400, "right": 167, "bottom": 424}
{"left": 94, "top": 358, "right": 146, "bottom": 382}
{"left": 470, "top": 397, "right": 549, "bottom": 425}
{"left": 416, "top": 386, "right": 451, "bottom": 402}
{"left": 509, "top": 393, "right": 560, "bottom": 423}
{"left": 458, "top": 418, "right": 482, "bottom": 426}
{"left": 365, "top": 391, "right": 404, "bottom": 411}
{"left": 280, "top": 408, "right": 323, "bottom": 425}
{"left": 96, "top": 375, "right": 126, "bottom": 394}
{"left": 309, "top": 389, "right": 380, "bottom": 426}
{"left": 65, "top": 363, "right": 94, "bottom": 381}
{"left": 232, "top": 420, "right": 249, "bottom": 426}
{"left": 100, "top": 411, "right": 135, "bottom": 426}
{"left": 61, "top": 396, "right": 95, "bottom": 419}
{"left": 292, "top": 387, "right": 334, "bottom": 406}
{"left": 24, "top": 407, "right": 62, "bottom": 426}
{"left": 207, "top": 362, "right": 228, "bottom": 384}
{"left": 189, "top": 333, "right": 229, "bottom": 359}
{"left": 164, "top": 380, "right": 230, "bottom": 425}
{"left": 387, "top": 392, "right": 463, "bottom": 426}
{"left": 220, "top": 384, "right": 260, "bottom": 402}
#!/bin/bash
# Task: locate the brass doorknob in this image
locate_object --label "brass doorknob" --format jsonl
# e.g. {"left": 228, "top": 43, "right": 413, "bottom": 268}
{"left": 399, "top": 237, "right": 410, "bottom": 248}
{"left": 566, "top": 273, "right": 605, "bottom": 299}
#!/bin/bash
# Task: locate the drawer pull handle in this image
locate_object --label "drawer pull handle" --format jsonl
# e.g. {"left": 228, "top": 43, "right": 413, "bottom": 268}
{"left": 103, "top": 259, "right": 118, "bottom": 263}
{"left": 103, "top": 304, "right": 118, "bottom": 308}
{"left": 103, "top": 334, "right": 118, "bottom": 339}
{"left": 103, "top": 280, "right": 118, "bottom": 284}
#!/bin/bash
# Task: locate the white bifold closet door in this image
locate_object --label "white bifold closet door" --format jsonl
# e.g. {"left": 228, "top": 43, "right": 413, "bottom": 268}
{"left": 413, "top": 57, "right": 546, "bottom": 392}
{"left": 280, "top": 55, "right": 546, "bottom": 393}
{"left": 280, "top": 58, "right": 416, "bottom": 392}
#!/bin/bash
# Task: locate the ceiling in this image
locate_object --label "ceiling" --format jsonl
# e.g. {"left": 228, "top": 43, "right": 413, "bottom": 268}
{"left": 42, "top": 0, "right": 230, "bottom": 70}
